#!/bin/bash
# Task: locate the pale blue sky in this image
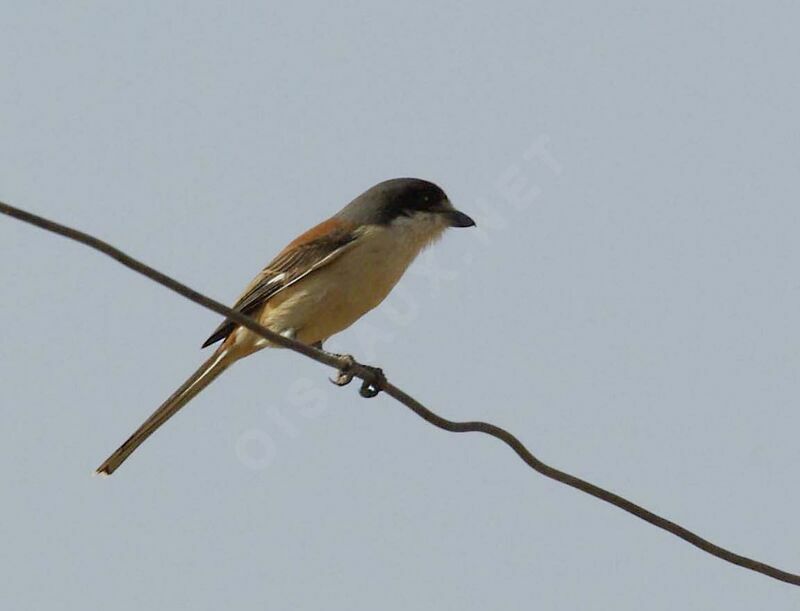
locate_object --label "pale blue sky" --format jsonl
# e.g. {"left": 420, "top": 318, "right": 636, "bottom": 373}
{"left": 2, "top": 2, "right": 800, "bottom": 609}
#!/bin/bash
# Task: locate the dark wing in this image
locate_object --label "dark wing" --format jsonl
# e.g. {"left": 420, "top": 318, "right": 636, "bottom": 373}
{"left": 201, "top": 225, "right": 359, "bottom": 348}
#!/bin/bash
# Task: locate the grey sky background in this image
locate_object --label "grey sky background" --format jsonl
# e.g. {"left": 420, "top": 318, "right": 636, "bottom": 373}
{"left": 2, "top": 2, "right": 799, "bottom": 609}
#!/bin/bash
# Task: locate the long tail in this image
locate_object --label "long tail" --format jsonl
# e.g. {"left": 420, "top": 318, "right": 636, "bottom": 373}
{"left": 95, "top": 347, "right": 234, "bottom": 475}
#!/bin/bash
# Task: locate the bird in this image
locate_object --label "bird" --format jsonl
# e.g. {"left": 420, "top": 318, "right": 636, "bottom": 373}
{"left": 95, "top": 177, "right": 476, "bottom": 475}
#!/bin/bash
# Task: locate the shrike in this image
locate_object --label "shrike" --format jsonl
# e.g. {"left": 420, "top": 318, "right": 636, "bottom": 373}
{"left": 96, "top": 177, "right": 475, "bottom": 475}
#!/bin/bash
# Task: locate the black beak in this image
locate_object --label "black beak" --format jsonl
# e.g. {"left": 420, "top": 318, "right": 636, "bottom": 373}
{"left": 446, "top": 209, "right": 476, "bottom": 228}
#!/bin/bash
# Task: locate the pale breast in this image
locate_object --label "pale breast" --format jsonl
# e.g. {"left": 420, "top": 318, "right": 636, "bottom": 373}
{"left": 261, "top": 216, "right": 447, "bottom": 345}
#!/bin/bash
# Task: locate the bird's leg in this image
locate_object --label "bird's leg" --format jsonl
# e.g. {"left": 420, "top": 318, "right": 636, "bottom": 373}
{"left": 310, "top": 340, "right": 348, "bottom": 365}
{"left": 288, "top": 337, "right": 383, "bottom": 396}
{"left": 287, "top": 337, "right": 384, "bottom": 397}
{"left": 326, "top": 350, "right": 386, "bottom": 398}
{"left": 329, "top": 353, "right": 356, "bottom": 387}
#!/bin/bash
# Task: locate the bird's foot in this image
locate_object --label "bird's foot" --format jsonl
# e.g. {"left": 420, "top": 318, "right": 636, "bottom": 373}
{"left": 330, "top": 354, "right": 356, "bottom": 387}
{"left": 329, "top": 353, "right": 386, "bottom": 398}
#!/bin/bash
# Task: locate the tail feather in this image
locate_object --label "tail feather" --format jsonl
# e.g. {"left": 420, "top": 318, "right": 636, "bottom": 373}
{"left": 95, "top": 347, "right": 232, "bottom": 475}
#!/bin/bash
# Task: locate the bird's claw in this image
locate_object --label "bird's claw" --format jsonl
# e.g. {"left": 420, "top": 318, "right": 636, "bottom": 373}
{"left": 357, "top": 365, "right": 385, "bottom": 398}
{"left": 330, "top": 354, "right": 356, "bottom": 387}
{"left": 329, "top": 354, "right": 386, "bottom": 398}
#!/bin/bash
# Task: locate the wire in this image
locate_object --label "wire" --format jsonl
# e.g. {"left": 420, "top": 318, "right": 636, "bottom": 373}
{"left": 2, "top": 199, "right": 798, "bottom": 587}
